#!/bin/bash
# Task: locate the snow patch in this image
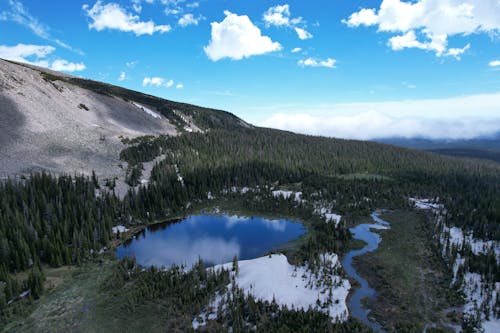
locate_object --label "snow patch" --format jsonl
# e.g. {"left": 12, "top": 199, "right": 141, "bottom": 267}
{"left": 272, "top": 190, "right": 303, "bottom": 203}
{"left": 314, "top": 207, "right": 342, "bottom": 226}
{"left": 411, "top": 197, "right": 500, "bottom": 331}
{"left": 112, "top": 225, "right": 129, "bottom": 234}
{"left": 483, "top": 318, "right": 500, "bottom": 333}
{"left": 174, "top": 164, "right": 184, "bottom": 185}
{"left": 409, "top": 197, "right": 444, "bottom": 210}
{"left": 194, "top": 253, "right": 350, "bottom": 328}
{"left": 132, "top": 102, "right": 162, "bottom": 119}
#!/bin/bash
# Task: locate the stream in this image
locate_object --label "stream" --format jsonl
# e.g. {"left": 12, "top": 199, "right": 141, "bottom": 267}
{"left": 341, "top": 211, "right": 390, "bottom": 333}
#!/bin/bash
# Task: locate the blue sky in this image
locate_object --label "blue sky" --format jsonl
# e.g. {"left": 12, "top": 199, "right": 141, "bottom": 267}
{"left": 1, "top": 0, "right": 500, "bottom": 139}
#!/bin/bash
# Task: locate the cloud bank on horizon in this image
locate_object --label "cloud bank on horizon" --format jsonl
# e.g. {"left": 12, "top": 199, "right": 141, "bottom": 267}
{"left": 258, "top": 92, "right": 500, "bottom": 140}
{"left": 0, "top": 0, "right": 499, "bottom": 140}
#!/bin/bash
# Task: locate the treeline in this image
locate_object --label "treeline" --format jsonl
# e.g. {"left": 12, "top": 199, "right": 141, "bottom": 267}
{"left": 0, "top": 173, "right": 123, "bottom": 321}
{"left": 122, "top": 128, "right": 500, "bottom": 240}
{"left": 0, "top": 173, "right": 122, "bottom": 315}
{"left": 0, "top": 173, "right": 120, "bottom": 273}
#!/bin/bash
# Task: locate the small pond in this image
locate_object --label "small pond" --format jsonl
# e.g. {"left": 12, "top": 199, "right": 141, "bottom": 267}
{"left": 116, "top": 214, "right": 305, "bottom": 268}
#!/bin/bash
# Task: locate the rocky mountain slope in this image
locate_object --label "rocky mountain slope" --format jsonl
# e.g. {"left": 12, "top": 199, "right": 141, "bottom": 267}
{"left": 0, "top": 59, "right": 249, "bottom": 194}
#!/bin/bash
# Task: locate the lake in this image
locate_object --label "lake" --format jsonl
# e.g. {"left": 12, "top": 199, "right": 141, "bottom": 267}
{"left": 116, "top": 214, "right": 305, "bottom": 268}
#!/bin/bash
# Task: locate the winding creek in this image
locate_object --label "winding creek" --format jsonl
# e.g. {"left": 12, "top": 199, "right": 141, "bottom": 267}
{"left": 341, "top": 211, "right": 390, "bottom": 333}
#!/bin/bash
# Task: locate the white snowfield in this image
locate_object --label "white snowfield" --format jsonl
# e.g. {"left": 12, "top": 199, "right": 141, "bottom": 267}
{"left": 445, "top": 226, "right": 500, "bottom": 260}
{"left": 411, "top": 197, "right": 500, "bottom": 332}
{"left": 112, "top": 225, "right": 129, "bottom": 234}
{"left": 132, "top": 102, "right": 162, "bottom": 119}
{"left": 193, "top": 253, "right": 350, "bottom": 329}
{"left": 315, "top": 207, "right": 342, "bottom": 226}
{"left": 272, "top": 190, "right": 304, "bottom": 203}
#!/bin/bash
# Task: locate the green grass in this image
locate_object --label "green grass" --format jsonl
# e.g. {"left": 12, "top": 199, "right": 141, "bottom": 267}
{"left": 4, "top": 258, "right": 114, "bottom": 332}
{"left": 4, "top": 256, "right": 198, "bottom": 333}
{"left": 353, "top": 210, "right": 462, "bottom": 332}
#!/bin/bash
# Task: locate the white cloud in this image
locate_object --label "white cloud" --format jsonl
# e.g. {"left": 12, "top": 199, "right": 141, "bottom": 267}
{"left": 176, "top": 83, "right": 184, "bottom": 89}
{"left": 489, "top": 60, "right": 500, "bottom": 67}
{"left": 50, "top": 59, "right": 86, "bottom": 72}
{"left": 295, "top": 27, "right": 313, "bottom": 40}
{"left": 118, "top": 71, "right": 126, "bottom": 81}
{"left": 344, "top": 0, "right": 500, "bottom": 58}
{"left": 387, "top": 30, "right": 470, "bottom": 59}
{"left": 83, "top": 1, "right": 171, "bottom": 35}
{"left": 255, "top": 92, "right": 500, "bottom": 140}
{"left": 263, "top": 4, "right": 311, "bottom": 41}
{"left": 126, "top": 60, "right": 138, "bottom": 68}
{"left": 0, "top": 0, "right": 82, "bottom": 55}
{"left": 343, "top": 8, "right": 378, "bottom": 28}
{"left": 263, "top": 4, "right": 294, "bottom": 27}
{"left": 444, "top": 43, "right": 470, "bottom": 59}
{"left": 204, "top": 11, "right": 282, "bottom": 61}
{"left": 142, "top": 76, "right": 178, "bottom": 88}
{"left": 178, "top": 13, "right": 198, "bottom": 27}
{"left": 291, "top": 47, "right": 302, "bottom": 53}
{"left": 0, "top": 43, "right": 85, "bottom": 72}
{"left": 132, "top": 4, "right": 142, "bottom": 13}
{"left": 298, "top": 57, "right": 336, "bottom": 69}
{"left": 259, "top": 111, "right": 500, "bottom": 140}
{"left": 0, "top": 43, "right": 54, "bottom": 61}
{"left": 142, "top": 77, "right": 164, "bottom": 86}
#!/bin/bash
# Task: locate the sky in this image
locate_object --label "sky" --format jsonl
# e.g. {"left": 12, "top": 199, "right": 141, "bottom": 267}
{"left": 1, "top": 0, "right": 500, "bottom": 140}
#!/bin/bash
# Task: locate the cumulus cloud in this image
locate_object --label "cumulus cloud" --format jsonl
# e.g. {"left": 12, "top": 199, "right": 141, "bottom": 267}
{"left": 263, "top": 4, "right": 312, "bottom": 41}
{"left": 256, "top": 92, "right": 500, "bottom": 140}
{"left": 50, "top": 59, "right": 86, "bottom": 72}
{"left": 343, "top": 0, "right": 500, "bottom": 58}
{"left": 489, "top": 60, "right": 500, "bottom": 67}
{"left": 176, "top": 83, "right": 184, "bottom": 89}
{"left": 298, "top": 57, "right": 336, "bottom": 69}
{"left": 178, "top": 13, "right": 199, "bottom": 27}
{"left": 143, "top": 76, "right": 178, "bottom": 88}
{"left": 83, "top": 1, "right": 171, "bottom": 35}
{"left": 291, "top": 47, "right": 302, "bottom": 53}
{"left": 0, "top": 43, "right": 86, "bottom": 72}
{"left": 204, "top": 11, "right": 282, "bottom": 61}
{"left": 0, "top": 0, "right": 83, "bottom": 55}
{"left": 118, "top": 71, "right": 126, "bottom": 81}
{"left": 295, "top": 27, "right": 313, "bottom": 40}
{"left": 143, "top": 77, "right": 164, "bottom": 86}
{"left": 263, "top": 4, "right": 301, "bottom": 27}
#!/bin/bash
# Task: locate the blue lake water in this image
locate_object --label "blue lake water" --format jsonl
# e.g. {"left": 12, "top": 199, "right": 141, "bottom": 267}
{"left": 116, "top": 214, "right": 305, "bottom": 268}
{"left": 341, "top": 211, "right": 391, "bottom": 333}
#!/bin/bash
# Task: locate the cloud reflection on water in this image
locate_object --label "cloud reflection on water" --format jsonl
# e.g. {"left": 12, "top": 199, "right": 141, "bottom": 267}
{"left": 120, "top": 234, "right": 240, "bottom": 268}
{"left": 223, "top": 215, "right": 288, "bottom": 232}
{"left": 116, "top": 214, "right": 304, "bottom": 269}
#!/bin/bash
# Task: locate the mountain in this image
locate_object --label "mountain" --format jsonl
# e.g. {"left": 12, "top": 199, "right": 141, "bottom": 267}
{"left": 377, "top": 136, "right": 500, "bottom": 163}
{"left": 0, "top": 59, "right": 250, "bottom": 186}
{"left": 1, "top": 60, "right": 499, "bottom": 332}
